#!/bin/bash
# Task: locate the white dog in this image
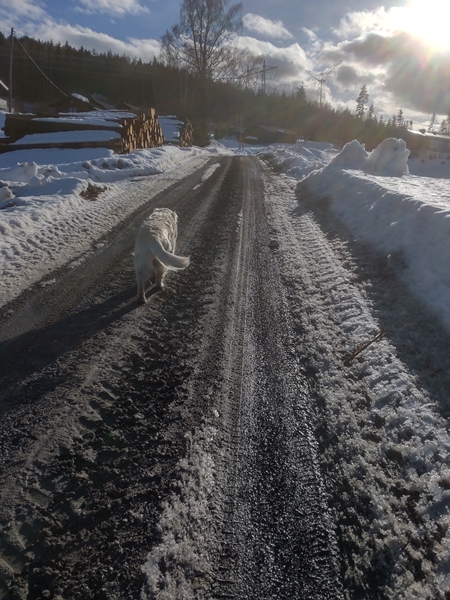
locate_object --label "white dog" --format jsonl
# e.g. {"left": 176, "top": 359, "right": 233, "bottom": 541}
{"left": 134, "top": 208, "right": 190, "bottom": 303}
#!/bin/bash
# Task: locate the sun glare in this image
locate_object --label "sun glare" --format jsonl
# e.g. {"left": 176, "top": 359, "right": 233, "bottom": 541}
{"left": 403, "top": 0, "right": 450, "bottom": 50}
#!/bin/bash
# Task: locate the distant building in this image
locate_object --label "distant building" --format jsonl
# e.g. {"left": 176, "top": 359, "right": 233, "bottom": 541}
{"left": 245, "top": 124, "right": 298, "bottom": 145}
{"left": 50, "top": 93, "right": 115, "bottom": 114}
{"left": 115, "top": 101, "right": 141, "bottom": 113}
{"left": 90, "top": 96, "right": 116, "bottom": 111}
{"left": 406, "top": 129, "right": 450, "bottom": 161}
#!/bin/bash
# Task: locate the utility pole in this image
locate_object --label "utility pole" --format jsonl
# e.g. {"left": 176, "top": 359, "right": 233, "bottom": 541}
{"left": 260, "top": 58, "right": 277, "bottom": 94}
{"left": 9, "top": 28, "right": 13, "bottom": 112}
{"left": 304, "top": 60, "right": 342, "bottom": 108}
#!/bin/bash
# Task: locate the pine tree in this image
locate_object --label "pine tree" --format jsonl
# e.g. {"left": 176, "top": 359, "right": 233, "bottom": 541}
{"left": 366, "top": 103, "right": 375, "bottom": 121}
{"left": 396, "top": 108, "right": 404, "bottom": 128}
{"left": 296, "top": 83, "right": 306, "bottom": 103}
{"left": 428, "top": 112, "right": 438, "bottom": 132}
{"left": 355, "top": 85, "right": 369, "bottom": 118}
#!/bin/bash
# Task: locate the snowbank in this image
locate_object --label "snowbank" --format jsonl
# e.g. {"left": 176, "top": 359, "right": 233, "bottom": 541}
{"left": 363, "top": 137, "right": 410, "bottom": 176}
{"left": 262, "top": 140, "right": 339, "bottom": 178}
{"left": 301, "top": 138, "right": 450, "bottom": 331}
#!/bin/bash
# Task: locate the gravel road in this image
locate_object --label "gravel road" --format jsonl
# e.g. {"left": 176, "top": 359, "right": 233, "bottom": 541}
{"left": 1, "top": 155, "right": 450, "bottom": 600}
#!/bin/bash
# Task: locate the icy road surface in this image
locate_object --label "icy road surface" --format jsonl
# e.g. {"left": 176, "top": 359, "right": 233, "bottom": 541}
{"left": 0, "top": 156, "right": 450, "bottom": 599}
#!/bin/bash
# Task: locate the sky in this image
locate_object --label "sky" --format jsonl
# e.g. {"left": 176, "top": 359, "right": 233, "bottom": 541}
{"left": 0, "top": 0, "right": 449, "bottom": 127}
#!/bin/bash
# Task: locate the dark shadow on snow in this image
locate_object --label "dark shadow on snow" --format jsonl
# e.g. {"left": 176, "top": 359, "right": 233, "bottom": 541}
{"left": 0, "top": 284, "right": 163, "bottom": 414}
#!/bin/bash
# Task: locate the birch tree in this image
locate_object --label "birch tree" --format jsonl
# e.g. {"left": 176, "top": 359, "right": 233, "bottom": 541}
{"left": 161, "top": 0, "right": 243, "bottom": 82}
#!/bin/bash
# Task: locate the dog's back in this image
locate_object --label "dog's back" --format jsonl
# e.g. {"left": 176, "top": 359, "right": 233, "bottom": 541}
{"left": 134, "top": 208, "right": 190, "bottom": 303}
{"left": 138, "top": 208, "right": 178, "bottom": 250}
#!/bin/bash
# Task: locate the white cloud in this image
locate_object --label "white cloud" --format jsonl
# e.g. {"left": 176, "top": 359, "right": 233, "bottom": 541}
{"left": 300, "top": 27, "right": 323, "bottom": 54}
{"left": 332, "top": 7, "right": 396, "bottom": 39}
{"left": 0, "top": 0, "right": 48, "bottom": 23}
{"left": 239, "top": 36, "right": 309, "bottom": 66}
{"left": 0, "top": 0, "right": 158, "bottom": 59}
{"left": 76, "top": 0, "right": 150, "bottom": 17}
{"left": 243, "top": 13, "right": 293, "bottom": 40}
{"left": 331, "top": 5, "right": 446, "bottom": 44}
{"left": 238, "top": 35, "right": 313, "bottom": 92}
{"left": 18, "top": 18, "right": 160, "bottom": 60}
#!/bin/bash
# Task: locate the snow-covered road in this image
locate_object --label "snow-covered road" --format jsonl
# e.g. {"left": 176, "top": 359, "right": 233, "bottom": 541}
{"left": 1, "top": 130, "right": 450, "bottom": 598}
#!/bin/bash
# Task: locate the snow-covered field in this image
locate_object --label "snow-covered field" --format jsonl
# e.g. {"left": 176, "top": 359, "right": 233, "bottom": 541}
{"left": 2, "top": 109, "right": 450, "bottom": 597}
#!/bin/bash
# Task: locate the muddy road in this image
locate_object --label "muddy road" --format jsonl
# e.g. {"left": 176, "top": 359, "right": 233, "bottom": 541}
{"left": 0, "top": 156, "right": 341, "bottom": 599}
{"left": 1, "top": 155, "right": 450, "bottom": 600}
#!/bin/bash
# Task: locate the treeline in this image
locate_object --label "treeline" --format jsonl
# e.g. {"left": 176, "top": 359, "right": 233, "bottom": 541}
{"left": 0, "top": 30, "right": 408, "bottom": 148}
{"left": 0, "top": 31, "right": 155, "bottom": 109}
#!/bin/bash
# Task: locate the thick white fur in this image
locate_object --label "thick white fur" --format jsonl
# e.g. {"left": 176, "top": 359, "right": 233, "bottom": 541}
{"left": 134, "top": 208, "right": 190, "bottom": 303}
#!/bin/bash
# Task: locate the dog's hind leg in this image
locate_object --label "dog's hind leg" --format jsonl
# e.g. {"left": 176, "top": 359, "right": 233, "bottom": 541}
{"left": 137, "top": 280, "right": 147, "bottom": 303}
{"left": 154, "top": 259, "right": 166, "bottom": 290}
{"left": 135, "top": 260, "right": 154, "bottom": 303}
{"left": 135, "top": 266, "right": 148, "bottom": 303}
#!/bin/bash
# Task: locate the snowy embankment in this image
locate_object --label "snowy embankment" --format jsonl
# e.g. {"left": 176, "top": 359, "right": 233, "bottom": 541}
{"left": 262, "top": 158, "right": 450, "bottom": 600}
{"left": 262, "top": 137, "right": 450, "bottom": 334}
{"left": 302, "top": 140, "right": 450, "bottom": 331}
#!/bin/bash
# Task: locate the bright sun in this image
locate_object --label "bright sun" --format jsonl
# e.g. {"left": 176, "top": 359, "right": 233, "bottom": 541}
{"left": 403, "top": 0, "right": 450, "bottom": 50}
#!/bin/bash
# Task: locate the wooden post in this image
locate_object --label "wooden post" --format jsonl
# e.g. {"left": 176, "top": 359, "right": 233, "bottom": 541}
{"left": 8, "top": 28, "right": 13, "bottom": 113}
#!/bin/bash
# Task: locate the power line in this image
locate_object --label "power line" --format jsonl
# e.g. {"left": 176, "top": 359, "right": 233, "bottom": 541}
{"left": 13, "top": 34, "right": 67, "bottom": 97}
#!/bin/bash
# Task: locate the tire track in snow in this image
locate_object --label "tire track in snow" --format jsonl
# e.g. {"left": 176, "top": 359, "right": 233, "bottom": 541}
{"left": 262, "top": 166, "right": 450, "bottom": 599}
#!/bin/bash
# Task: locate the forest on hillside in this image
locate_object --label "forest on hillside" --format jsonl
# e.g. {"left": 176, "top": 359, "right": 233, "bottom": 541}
{"left": 0, "top": 30, "right": 409, "bottom": 148}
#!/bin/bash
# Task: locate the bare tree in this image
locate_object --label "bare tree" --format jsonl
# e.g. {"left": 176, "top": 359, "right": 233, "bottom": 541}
{"left": 161, "top": 0, "right": 243, "bottom": 82}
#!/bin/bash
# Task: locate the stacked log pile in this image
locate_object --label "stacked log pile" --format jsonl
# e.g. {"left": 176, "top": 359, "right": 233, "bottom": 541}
{"left": 119, "top": 109, "right": 164, "bottom": 153}
{"left": 179, "top": 119, "right": 194, "bottom": 147}
{"left": 0, "top": 110, "right": 164, "bottom": 154}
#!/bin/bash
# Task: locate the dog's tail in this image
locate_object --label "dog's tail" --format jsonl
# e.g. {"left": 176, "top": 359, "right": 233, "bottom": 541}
{"left": 151, "top": 238, "right": 190, "bottom": 270}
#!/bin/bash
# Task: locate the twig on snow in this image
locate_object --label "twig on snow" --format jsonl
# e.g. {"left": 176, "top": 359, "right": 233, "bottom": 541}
{"left": 343, "top": 327, "right": 385, "bottom": 365}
